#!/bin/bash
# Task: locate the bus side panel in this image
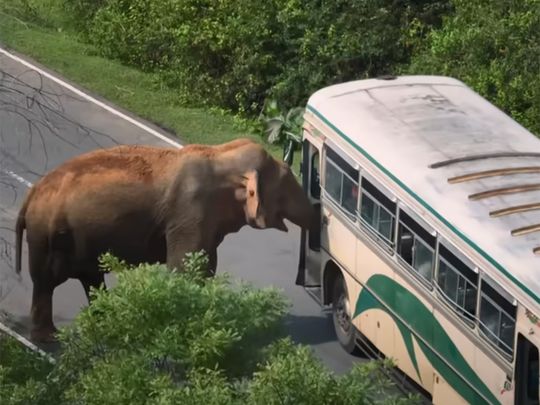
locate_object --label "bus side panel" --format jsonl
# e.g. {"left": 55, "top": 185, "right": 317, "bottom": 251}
{"left": 321, "top": 205, "right": 357, "bottom": 279}
{"left": 391, "top": 271, "right": 435, "bottom": 394}
{"left": 472, "top": 344, "right": 513, "bottom": 405}
{"left": 352, "top": 237, "right": 508, "bottom": 405}
{"left": 431, "top": 306, "right": 502, "bottom": 405}
{"left": 432, "top": 373, "right": 470, "bottom": 405}
{"left": 354, "top": 239, "right": 396, "bottom": 364}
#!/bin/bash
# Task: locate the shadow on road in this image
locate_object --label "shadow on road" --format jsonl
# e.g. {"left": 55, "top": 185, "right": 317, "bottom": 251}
{"left": 283, "top": 312, "right": 338, "bottom": 346}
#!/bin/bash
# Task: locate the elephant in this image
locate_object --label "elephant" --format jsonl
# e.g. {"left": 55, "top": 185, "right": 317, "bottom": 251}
{"left": 14, "top": 138, "right": 315, "bottom": 342}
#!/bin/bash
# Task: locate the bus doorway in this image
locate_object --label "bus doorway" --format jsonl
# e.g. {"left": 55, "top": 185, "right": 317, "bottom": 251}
{"left": 296, "top": 137, "right": 322, "bottom": 291}
{"left": 515, "top": 333, "right": 539, "bottom": 405}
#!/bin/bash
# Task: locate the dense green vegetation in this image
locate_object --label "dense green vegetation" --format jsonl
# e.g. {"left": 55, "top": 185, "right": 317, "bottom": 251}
{"left": 0, "top": 253, "right": 418, "bottom": 404}
{"left": 64, "top": 0, "right": 451, "bottom": 115}
{"left": 1, "top": 0, "right": 538, "bottom": 143}
{"left": 406, "top": 0, "right": 540, "bottom": 134}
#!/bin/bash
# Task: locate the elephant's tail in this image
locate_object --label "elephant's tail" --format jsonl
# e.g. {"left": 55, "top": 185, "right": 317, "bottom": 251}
{"left": 15, "top": 186, "right": 34, "bottom": 274}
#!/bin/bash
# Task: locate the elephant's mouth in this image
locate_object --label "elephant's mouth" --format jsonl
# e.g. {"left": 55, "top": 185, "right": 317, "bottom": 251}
{"left": 247, "top": 214, "right": 288, "bottom": 232}
{"left": 273, "top": 215, "right": 288, "bottom": 232}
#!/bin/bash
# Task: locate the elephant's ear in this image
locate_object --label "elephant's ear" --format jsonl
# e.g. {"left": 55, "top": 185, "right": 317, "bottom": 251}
{"left": 243, "top": 170, "right": 260, "bottom": 222}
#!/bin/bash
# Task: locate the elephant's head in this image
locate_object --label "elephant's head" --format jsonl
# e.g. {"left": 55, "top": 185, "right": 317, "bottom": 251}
{"left": 240, "top": 152, "right": 315, "bottom": 232}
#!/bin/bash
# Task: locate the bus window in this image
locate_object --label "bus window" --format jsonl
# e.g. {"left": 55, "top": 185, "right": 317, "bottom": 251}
{"left": 397, "top": 210, "right": 436, "bottom": 283}
{"left": 324, "top": 147, "right": 359, "bottom": 217}
{"left": 359, "top": 177, "right": 396, "bottom": 246}
{"left": 515, "top": 333, "right": 539, "bottom": 405}
{"left": 478, "top": 279, "right": 516, "bottom": 356}
{"left": 436, "top": 244, "right": 478, "bottom": 322}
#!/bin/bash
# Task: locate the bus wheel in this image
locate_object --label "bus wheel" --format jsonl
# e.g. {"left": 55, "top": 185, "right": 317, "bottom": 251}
{"left": 332, "top": 275, "right": 358, "bottom": 354}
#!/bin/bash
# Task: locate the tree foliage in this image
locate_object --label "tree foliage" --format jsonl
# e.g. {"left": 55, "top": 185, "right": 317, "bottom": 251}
{"left": 0, "top": 252, "right": 419, "bottom": 404}
{"left": 51, "top": 0, "right": 449, "bottom": 115}
{"left": 1, "top": 0, "right": 538, "bottom": 139}
{"left": 406, "top": 0, "right": 540, "bottom": 135}
{"left": 0, "top": 335, "right": 57, "bottom": 404}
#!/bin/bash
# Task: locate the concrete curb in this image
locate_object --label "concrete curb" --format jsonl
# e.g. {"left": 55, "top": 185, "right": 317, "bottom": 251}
{"left": 0, "top": 321, "right": 56, "bottom": 364}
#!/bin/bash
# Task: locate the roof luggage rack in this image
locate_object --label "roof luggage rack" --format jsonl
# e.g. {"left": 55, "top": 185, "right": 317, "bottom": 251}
{"left": 448, "top": 167, "right": 540, "bottom": 184}
{"left": 430, "top": 152, "right": 540, "bottom": 169}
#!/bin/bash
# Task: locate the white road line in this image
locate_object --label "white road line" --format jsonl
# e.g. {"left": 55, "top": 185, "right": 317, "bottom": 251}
{"left": 0, "top": 47, "right": 184, "bottom": 149}
{"left": 0, "top": 321, "right": 56, "bottom": 364}
{"left": 3, "top": 169, "right": 33, "bottom": 188}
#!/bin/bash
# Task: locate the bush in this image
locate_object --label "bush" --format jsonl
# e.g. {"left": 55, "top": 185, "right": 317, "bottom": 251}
{"left": 60, "top": 0, "right": 449, "bottom": 116}
{"left": 0, "top": 0, "right": 67, "bottom": 28}
{"left": 86, "top": 0, "right": 285, "bottom": 114}
{"left": 0, "top": 334, "right": 58, "bottom": 404}
{"left": 0, "top": 252, "right": 419, "bottom": 404}
{"left": 269, "top": 0, "right": 451, "bottom": 110}
{"left": 406, "top": 0, "right": 540, "bottom": 135}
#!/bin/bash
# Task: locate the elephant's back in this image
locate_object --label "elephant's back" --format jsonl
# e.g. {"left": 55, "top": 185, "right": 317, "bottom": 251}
{"left": 25, "top": 146, "right": 174, "bottom": 231}
{"left": 40, "top": 146, "right": 176, "bottom": 186}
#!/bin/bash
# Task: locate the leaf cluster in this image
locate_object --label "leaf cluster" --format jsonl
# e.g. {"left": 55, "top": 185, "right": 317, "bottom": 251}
{"left": 0, "top": 252, "right": 419, "bottom": 404}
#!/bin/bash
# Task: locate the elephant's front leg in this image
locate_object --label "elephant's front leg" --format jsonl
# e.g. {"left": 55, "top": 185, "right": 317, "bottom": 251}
{"left": 166, "top": 227, "right": 202, "bottom": 272}
{"left": 166, "top": 229, "right": 217, "bottom": 277}
{"left": 80, "top": 271, "right": 106, "bottom": 303}
{"left": 207, "top": 248, "right": 218, "bottom": 276}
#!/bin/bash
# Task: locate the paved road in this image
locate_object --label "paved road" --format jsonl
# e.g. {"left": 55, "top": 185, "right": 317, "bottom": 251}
{"left": 0, "top": 48, "right": 360, "bottom": 374}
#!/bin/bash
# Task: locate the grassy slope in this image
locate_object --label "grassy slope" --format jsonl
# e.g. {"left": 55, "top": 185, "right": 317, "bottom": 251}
{"left": 0, "top": 15, "right": 284, "bottom": 159}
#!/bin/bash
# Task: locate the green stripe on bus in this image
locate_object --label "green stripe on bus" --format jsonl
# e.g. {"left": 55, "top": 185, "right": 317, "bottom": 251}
{"left": 307, "top": 104, "right": 540, "bottom": 305}
{"left": 354, "top": 274, "right": 500, "bottom": 405}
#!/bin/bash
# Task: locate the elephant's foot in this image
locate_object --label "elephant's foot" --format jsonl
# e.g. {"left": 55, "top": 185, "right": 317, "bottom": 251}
{"left": 30, "top": 326, "right": 58, "bottom": 343}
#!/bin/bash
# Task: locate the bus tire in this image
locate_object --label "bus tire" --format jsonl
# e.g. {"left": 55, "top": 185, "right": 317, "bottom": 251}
{"left": 332, "top": 275, "right": 358, "bottom": 354}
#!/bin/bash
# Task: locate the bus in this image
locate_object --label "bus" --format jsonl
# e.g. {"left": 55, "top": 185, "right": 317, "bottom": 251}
{"left": 292, "top": 75, "right": 540, "bottom": 404}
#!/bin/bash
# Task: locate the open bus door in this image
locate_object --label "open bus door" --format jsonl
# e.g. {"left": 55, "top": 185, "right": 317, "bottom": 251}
{"left": 515, "top": 333, "right": 540, "bottom": 405}
{"left": 294, "top": 134, "right": 323, "bottom": 297}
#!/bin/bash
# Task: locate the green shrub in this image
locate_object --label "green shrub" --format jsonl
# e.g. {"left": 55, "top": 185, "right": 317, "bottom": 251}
{"left": 86, "top": 0, "right": 284, "bottom": 113}
{"left": 70, "top": 0, "right": 449, "bottom": 117}
{"left": 406, "top": 0, "right": 540, "bottom": 135}
{"left": 0, "top": 0, "right": 67, "bottom": 28}
{"left": 62, "top": 0, "right": 109, "bottom": 34}
{"left": 57, "top": 251, "right": 289, "bottom": 384}
{"left": 0, "top": 334, "right": 58, "bottom": 404}
{"left": 0, "top": 252, "right": 418, "bottom": 404}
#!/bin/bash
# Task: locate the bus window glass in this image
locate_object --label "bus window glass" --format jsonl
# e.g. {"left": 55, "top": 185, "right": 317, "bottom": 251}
{"left": 342, "top": 175, "right": 358, "bottom": 214}
{"left": 359, "top": 178, "right": 396, "bottom": 245}
{"left": 324, "top": 148, "right": 359, "bottom": 217}
{"left": 397, "top": 210, "right": 435, "bottom": 282}
{"left": 360, "top": 194, "right": 376, "bottom": 225}
{"left": 378, "top": 208, "right": 394, "bottom": 240}
{"left": 325, "top": 160, "right": 342, "bottom": 203}
{"left": 414, "top": 242, "right": 435, "bottom": 280}
{"left": 479, "top": 280, "right": 516, "bottom": 357}
{"left": 436, "top": 244, "right": 478, "bottom": 321}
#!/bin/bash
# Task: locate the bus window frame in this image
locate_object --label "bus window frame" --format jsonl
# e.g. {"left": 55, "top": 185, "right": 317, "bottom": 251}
{"left": 396, "top": 207, "right": 437, "bottom": 288}
{"left": 358, "top": 173, "right": 397, "bottom": 249}
{"left": 322, "top": 145, "right": 359, "bottom": 221}
{"left": 478, "top": 275, "right": 518, "bottom": 359}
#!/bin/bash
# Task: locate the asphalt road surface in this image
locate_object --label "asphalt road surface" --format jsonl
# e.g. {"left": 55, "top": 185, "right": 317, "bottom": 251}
{"left": 0, "top": 48, "right": 360, "bottom": 374}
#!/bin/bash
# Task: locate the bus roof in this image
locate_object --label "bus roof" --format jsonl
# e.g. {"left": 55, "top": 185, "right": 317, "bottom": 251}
{"left": 306, "top": 75, "right": 540, "bottom": 305}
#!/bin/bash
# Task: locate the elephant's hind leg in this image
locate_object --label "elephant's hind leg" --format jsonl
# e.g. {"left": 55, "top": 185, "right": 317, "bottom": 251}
{"left": 28, "top": 236, "right": 69, "bottom": 343}
{"left": 30, "top": 282, "right": 57, "bottom": 343}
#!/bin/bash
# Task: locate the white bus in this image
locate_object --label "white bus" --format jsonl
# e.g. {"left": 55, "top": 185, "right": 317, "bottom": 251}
{"left": 293, "top": 75, "right": 540, "bottom": 404}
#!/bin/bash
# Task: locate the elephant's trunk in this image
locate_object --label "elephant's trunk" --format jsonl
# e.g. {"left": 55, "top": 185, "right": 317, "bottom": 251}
{"left": 282, "top": 174, "right": 316, "bottom": 231}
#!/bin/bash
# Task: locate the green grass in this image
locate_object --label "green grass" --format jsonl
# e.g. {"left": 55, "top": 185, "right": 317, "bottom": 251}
{"left": 0, "top": 14, "right": 285, "bottom": 159}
